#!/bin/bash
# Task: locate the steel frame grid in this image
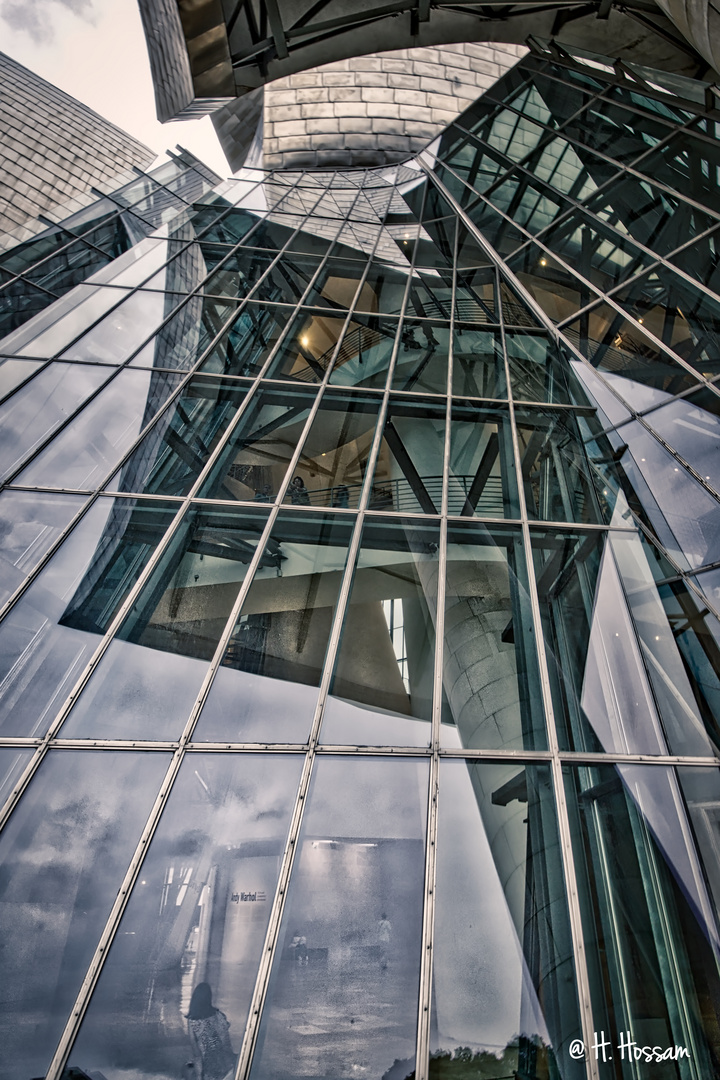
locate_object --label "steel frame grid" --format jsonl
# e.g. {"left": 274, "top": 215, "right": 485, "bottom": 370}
{"left": 0, "top": 44, "right": 719, "bottom": 1080}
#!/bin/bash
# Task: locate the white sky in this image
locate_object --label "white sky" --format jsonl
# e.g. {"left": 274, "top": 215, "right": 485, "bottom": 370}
{"left": 0, "top": 0, "right": 232, "bottom": 178}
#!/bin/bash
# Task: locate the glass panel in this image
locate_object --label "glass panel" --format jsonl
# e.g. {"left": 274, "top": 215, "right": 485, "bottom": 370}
{"left": 108, "top": 376, "right": 249, "bottom": 497}
{"left": 585, "top": 174, "right": 717, "bottom": 257}
{"left": 507, "top": 243, "right": 589, "bottom": 325}
{"left": 263, "top": 307, "right": 348, "bottom": 384}
{"left": 392, "top": 319, "right": 450, "bottom": 394}
{"left": 668, "top": 226, "right": 720, "bottom": 294}
{"left": 0, "top": 746, "right": 34, "bottom": 805}
{"left": 517, "top": 406, "right": 617, "bottom": 525}
{"left": 16, "top": 369, "right": 183, "bottom": 490}
{"left": 645, "top": 387, "right": 720, "bottom": 493}
{"left": 0, "top": 498, "right": 178, "bottom": 737}
{"left": 328, "top": 312, "right": 398, "bottom": 389}
{"left": 0, "top": 490, "right": 85, "bottom": 607}
{"left": 452, "top": 324, "right": 505, "bottom": 399}
{"left": 282, "top": 390, "right": 380, "bottom": 510}
{"left": 431, "top": 761, "right": 582, "bottom": 1078}
{"left": 131, "top": 295, "right": 238, "bottom": 372}
{"left": 0, "top": 357, "right": 44, "bottom": 402}
{"left": 249, "top": 756, "right": 428, "bottom": 1080}
{"left": 535, "top": 208, "right": 654, "bottom": 292}
{"left": 6, "top": 284, "right": 130, "bottom": 358}
{"left": 606, "top": 421, "right": 720, "bottom": 569}
{"left": 532, "top": 526, "right": 720, "bottom": 756}
{"left": 449, "top": 402, "right": 517, "bottom": 518}
{"left": 464, "top": 196, "right": 530, "bottom": 258}
{"left": 322, "top": 517, "right": 439, "bottom": 746}
{"left": 61, "top": 290, "right": 186, "bottom": 364}
{"left": 519, "top": 135, "right": 617, "bottom": 202}
{"left": 369, "top": 398, "right": 445, "bottom": 514}
{"left": 441, "top": 523, "right": 546, "bottom": 750}
{"left": 354, "top": 260, "right": 410, "bottom": 315}
{"left": 0, "top": 361, "right": 111, "bottom": 482}
{"left": 562, "top": 303, "right": 699, "bottom": 402}
{"left": 195, "top": 512, "right": 355, "bottom": 744}
{"left": 0, "top": 748, "right": 169, "bottom": 1080}
{"left": 200, "top": 302, "right": 291, "bottom": 377}
{"left": 67, "top": 752, "right": 303, "bottom": 1080}
{"left": 198, "top": 385, "right": 315, "bottom": 505}
{"left": 609, "top": 268, "right": 720, "bottom": 378}
{"left": 485, "top": 170, "right": 571, "bottom": 237}
{"left": 561, "top": 98, "right": 673, "bottom": 163}
{"left": 635, "top": 130, "right": 720, "bottom": 215}
{"left": 565, "top": 763, "right": 720, "bottom": 1076}
{"left": 505, "top": 329, "right": 576, "bottom": 404}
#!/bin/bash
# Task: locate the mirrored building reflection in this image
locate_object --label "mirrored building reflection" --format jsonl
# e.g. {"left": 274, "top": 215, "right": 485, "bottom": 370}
{"left": 2, "top": 39, "right": 720, "bottom": 1080}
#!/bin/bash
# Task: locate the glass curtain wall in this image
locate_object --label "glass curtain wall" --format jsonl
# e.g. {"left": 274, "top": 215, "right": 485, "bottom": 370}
{"left": 0, "top": 42, "right": 720, "bottom": 1080}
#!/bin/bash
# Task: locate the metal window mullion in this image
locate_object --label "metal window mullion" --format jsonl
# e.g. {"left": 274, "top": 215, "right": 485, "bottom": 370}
{"left": 413, "top": 207, "right": 456, "bottom": 1080}
{"left": 0, "top": 355, "right": 55, "bottom": 406}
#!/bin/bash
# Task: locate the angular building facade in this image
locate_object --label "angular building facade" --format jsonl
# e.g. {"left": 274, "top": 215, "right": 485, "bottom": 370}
{"left": 0, "top": 51, "right": 156, "bottom": 250}
{"left": 1, "top": 37, "right": 720, "bottom": 1080}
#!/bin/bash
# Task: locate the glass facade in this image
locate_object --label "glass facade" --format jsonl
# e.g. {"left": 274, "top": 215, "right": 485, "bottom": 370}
{"left": 1, "top": 40, "right": 720, "bottom": 1080}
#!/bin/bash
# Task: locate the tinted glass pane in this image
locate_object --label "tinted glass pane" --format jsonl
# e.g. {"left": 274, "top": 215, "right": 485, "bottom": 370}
{"left": 392, "top": 319, "right": 450, "bottom": 394}
{"left": 0, "top": 749, "right": 169, "bottom": 1080}
{"left": 449, "top": 402, "right": 517, "bottom": 518}
{"left": 196, "top": 513, "right": 355, "bottom": 743}
{"left": 198, "top": 386, "right": 315, "bottom": 504}
{"left": 67, "top": 753, "right": 303, "bottom": 1080}
{"left": 0, "top": 498, "right": 177, "bottom": 737}
{"left": 566, "top": 763, "right": 720, "bottom": 1076}
{"left": 16, "top": 369, "right": 182, "bottom": 490}
{"left": 249, "top": 756, "right": 428, "bottom": 1080}
{"left": 323, "top": 518, "right": 439, "bottom": 746}
{"left": 131, "top": 296, "right": 238, "bottom": 371}
{"left": 431, "top": 761, "right": 581, "bottom": 1078}
{"left": 108, "top": 377, "right": 249, "bottom": 497}
{"left": 370, "top": 398, "right": 445, "bottom": 515}
{"left": 0, "top": 490, "right": 85, "bottom": 607}
{"left": 533, "top": 527, "right": 720, "bottom": 756}
{"left": 0, "top": 361, "right": 111, "bottom": 481}
{"left": 441, "top": 523, "right": 546, "bottom": 750}
{"left": 282, "top": 391, "right": 381, "bottom": 510}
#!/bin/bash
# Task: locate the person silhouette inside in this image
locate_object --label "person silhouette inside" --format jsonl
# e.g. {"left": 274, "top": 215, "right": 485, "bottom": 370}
{"left": 290, "top": 476, "right": 310, "bottom": 505}
{"left": 186, "top": 982, "right": 236, "bottom": 1080}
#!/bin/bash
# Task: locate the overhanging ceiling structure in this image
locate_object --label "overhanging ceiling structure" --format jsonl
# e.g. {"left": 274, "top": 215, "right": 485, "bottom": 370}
{"left": 139, "top": 0, "right": 718, "bottom": 122}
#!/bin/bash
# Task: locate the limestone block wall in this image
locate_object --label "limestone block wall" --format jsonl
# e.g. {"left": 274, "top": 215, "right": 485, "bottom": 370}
{"left": 254, "top": 43, "right": 526, "bottom": 171}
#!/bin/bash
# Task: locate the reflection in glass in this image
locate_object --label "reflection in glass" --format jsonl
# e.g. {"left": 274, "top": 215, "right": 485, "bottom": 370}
{"left": 0, "top": 490, "right": 85, "bottom": 607}
{"left": 431, "top": 761, "right": 581, "bottom": 1078}
{"left": 250, "top": 756, "right": 428, "bottom": 1080}
{"left": 282, "top": 391, "right": 380, "bottom": 509}
{"left": 0, "top": 361, "right": 110, "bottom": 481}
{"left": 323, "top": 517, "right": 439, "bottom": 745}
{"left": 532, "top": 527, "right": 720, "bottom": 756}
{"left": 108, "top": 377, "right": 249, "bottom": 497}
{"left": 0, "top": 749, "right": 168, "bottom": 1080}
{"left": 16, "top": 369, "right": 182, "bottom": 490}
{"left": 566, "top": 763, "right": 720, "bottom": 1077}
{"left": 392, "top": 320, "right": 450, "bottom": 394}
{"left": 196, "top": 514, "right": 354, "bottom": 742}
{"left": 516, "top": 406, "right": 605, "bottom": 524}
{"left": 67, "top": 753, "right": 303, "bottom": 1080}
{"left": 441, "top": 523, "right": 545, "bottom": 750}
{"left": 452, "top": 325, "right": 504, "bottom": 399}
{"left": 0, "top": 498, "right": 177, "bottom": 737}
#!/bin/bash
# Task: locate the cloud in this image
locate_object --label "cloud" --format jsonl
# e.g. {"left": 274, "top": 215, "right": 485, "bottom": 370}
{"left": 0, "top": 0, "right": 97, "bottom": 44}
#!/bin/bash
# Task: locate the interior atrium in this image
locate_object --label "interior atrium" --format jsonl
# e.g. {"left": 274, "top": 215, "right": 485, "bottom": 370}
{"left": 1, "top": 37, "right": 720, "bottom": 1080}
